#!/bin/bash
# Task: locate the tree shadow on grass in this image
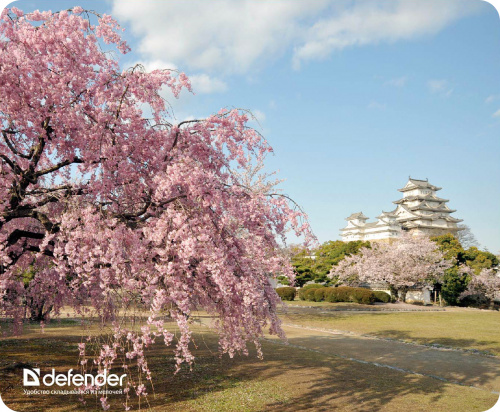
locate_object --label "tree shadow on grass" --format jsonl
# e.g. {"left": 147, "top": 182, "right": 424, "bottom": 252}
{"left": 143, "top": 330, "right": 499, "bottom": 411}
{"left": 283, "top": 332, "right": 500, "bottom": 390}
{"left": 0, "top": 327, "right": 498, "bottom": 411}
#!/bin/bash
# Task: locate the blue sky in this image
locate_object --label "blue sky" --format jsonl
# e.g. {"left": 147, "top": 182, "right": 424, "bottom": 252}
{"left": 4, "top": 0, "right": 500, "bottom": 252}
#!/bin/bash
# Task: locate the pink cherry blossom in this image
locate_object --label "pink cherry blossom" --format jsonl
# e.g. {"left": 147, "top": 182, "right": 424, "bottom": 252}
{"left": 460, "top": 268, "right": 500, "bottom": 301}
{"left": 330, "top": 233, "right": 451, "bottom": 301}
{"left": 0, "top": 7, "right": 313, "bottom": 406}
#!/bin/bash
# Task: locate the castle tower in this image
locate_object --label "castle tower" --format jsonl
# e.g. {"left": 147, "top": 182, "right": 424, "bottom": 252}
{"left": 391, "top": 177, "right": 462, "bottom": 236}
{"left": 340, "top": 178, "right": 462, "bottom": 241}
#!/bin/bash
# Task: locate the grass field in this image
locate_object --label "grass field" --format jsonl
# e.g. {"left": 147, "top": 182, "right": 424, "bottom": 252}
{"left": 280, "top": 305, "right": 500, "bottom": 356}
{"left": 0, "top": 312, "right": 499, "bottom": 411}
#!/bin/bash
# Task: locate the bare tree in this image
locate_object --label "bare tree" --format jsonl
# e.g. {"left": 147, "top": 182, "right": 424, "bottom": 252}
{"left": 457, "top": 224, "right": 480, "bottom": 249}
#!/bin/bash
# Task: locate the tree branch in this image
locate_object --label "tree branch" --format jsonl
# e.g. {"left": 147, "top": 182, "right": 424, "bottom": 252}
{"left": 164, "top": 119, "right": 205, "bottom": 162}
{"left": 6, "top": 229, "right": 45, "bottom": 246}
{"left": 0, "top": 154, "right": 22, "bottom": 174}
{"left": 35, "top": 157, "right": 83, "bottom": 177}
{"left": 2, "top": 130, "right": 32, "bottom": 159}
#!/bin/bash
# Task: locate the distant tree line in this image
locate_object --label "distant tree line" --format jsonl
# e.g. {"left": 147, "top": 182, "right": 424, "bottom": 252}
{"left": 283, "top": 240, "right": 370, "bottom": 287}
{"left": 285, "top": 232, "right": 499, "bottom": 306}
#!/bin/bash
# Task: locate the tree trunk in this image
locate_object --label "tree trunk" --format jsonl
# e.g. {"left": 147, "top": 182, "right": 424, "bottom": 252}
{"left": 400, "top": 286, "right": 409, "bottom": 303}
{"left": 28, "top": 300, "right": 50, "bottom": 322}
{"left": 388, "top": 285, "right": 398, "bottom": 302}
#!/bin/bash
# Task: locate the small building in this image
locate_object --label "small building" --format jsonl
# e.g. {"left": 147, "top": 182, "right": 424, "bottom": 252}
{"left": 341, "top": 178, "right": 462, "bottom": 242}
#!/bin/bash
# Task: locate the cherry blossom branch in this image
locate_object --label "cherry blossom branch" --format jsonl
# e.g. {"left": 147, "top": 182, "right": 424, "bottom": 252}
{"left": 2, "top": 130, "right": 32, "bottom": 159}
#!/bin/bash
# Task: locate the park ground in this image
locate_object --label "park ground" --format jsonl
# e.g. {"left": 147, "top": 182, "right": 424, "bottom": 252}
{"left": 0, "top": 303, "right": 499, "bottom": 412}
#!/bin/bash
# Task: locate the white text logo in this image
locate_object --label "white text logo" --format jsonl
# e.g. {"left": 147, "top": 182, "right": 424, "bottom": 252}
{"left": 23, "top": 369, "right": 126, "bottom": 387}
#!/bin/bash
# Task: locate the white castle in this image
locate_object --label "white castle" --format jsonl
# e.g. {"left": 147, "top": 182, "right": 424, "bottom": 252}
{"left": 341, "top": 178, "right": 463, "bottom": 242}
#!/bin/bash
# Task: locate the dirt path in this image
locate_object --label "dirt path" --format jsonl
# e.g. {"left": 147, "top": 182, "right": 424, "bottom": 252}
{"left": 264, "top": 324, "right": 500, "bottom": 394}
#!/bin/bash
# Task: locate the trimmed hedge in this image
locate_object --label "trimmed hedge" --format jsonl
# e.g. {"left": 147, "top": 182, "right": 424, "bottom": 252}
{"left": 325, "top": 286, "right": 351, "bottom": 302}
{"left": 373, "top": 291, "right": 391, "bottom": 303}
{"left": 302, "top": 288, "right": 318, "bottom": 301}
{"left": 350, "top": 288, "right": 375, "bottom": 304}
{"left": 276, "top": 287, "right": 296, "bottom": 301}
{"left": 298, "top": 284, "right": 325, "bottom": 300}
{"left": 313, "top": 288, "right": 329, "bottom": 302}
{"left": 301, "top": 286, "right": 375, "bottom": 305}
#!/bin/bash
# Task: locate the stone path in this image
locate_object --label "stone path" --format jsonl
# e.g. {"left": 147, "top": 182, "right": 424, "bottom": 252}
{"left": 265, "top": 323, "right": 500, "bottom": 394}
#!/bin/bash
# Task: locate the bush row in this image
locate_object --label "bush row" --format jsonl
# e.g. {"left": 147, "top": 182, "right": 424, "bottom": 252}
{"left": 301, "top": 286, "right": 376, "bottom": 305}
{"left": 372, "top": 291, "right": 391, "bottom": 303}
{"left": 275, "top": 287, "right": 296, "bottom": 301}
{"left": 277, "top": 285, "right": 391, "bottom": 305}
{"left": 297, "top": 283, "right": 324, "bottom": 300}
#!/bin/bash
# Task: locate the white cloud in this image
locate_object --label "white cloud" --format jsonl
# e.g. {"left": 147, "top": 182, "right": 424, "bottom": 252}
{"left": 291, "top": 0, "right": 481, "bottom": 69}
{"left": 133, "top": 60, "right": 178, "bottom": 72}
{"left": 385, "top": 76, "right": 408, "bottom": 87}
{"left": 492, "top": 109, "right": 500, "bottom": 118}
{"left": 367, "top": 101, "right": 387, "bottom": 110}
{"left": 112, "top": 0, "right": 328, "bottom": 74}
{"left": 428, "top": 79, "right": 446, "bottom": 92}
{"left": 251, "top": 109, "right": 266, "bottom": 122}
{"left": 189, "top": 74, "right": 228, "bottom": 94}
{"left": 112, "top": 0, "right": 481, "bottom": 74}
{"left": 485, "top": 95, "right": 499, "bottom": 104}
{"left": 427, "top": 79, "right": 453, "bottom": 97}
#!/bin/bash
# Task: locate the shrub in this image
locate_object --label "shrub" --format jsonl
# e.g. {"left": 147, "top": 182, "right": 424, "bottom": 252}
{"left": 298, "top": 284, "right": 324, "bottom": 300}
{"left": 321, "top": 287, "right": 336, "bottom": 302}
{"left": 276, "top": 287, "right": 296, "bottom": 301}
{"left": 302, "top": 284, "right": 325, "bottom": 290}
{"left": 303, "top": 288, "right": 320, "bottom": 301}
{"left": 313, "top": 287, "right": 331, "bottom": 302}
{"left": 324, "top": 287, "right": 340, "bottom": 302}
{"left": 459, "top": 293, "right": 491, "bottom": 309}
{"left": 350, "top": 288, "right": 375, "bottom": 304}
{"left": 373, "top": 291, "right": 391, "bottom": 303}
{"left": 325, "top": 286, "right": 352, "bottom": 302}
{"left": 441, "top": 267, "right": 469, "bottom": 306}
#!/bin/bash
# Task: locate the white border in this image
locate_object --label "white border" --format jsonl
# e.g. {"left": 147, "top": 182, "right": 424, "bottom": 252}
{"left": 0, "top": 0, "right": 498, "bottom": 411}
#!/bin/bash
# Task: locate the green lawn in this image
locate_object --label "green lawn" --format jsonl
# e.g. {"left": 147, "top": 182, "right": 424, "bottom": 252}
{"left": 280, "top": 308, "right": 500, "bottom": 355}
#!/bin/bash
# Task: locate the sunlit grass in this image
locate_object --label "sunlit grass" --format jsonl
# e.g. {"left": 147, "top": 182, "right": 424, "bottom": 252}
{"left": 280, "top": 309, "right": 500, "bottom": 355}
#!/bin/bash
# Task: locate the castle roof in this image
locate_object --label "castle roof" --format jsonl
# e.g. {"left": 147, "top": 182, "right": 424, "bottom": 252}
{"left": 377, "top": 207, "right": 398, "bottom": 219}
{"left": 393, "top": 193, "right": 449, "bottom": 204}
{"left": 362, "top": 222, "right": 380, "bottom": 228}
{"left": 402, "top": 221, "right": 463, "bottom": 230}
{"left": 408, "top": 203, "right": 456, "bottom": 213}
{"left": 345, "top": 212, "right": 368, "bottom": 221}
{"left": 398, "top": 177, "right": 442, "bottom": 193}
{"left": 387, "top": 204, "right": 460, "bottom": 222}
{"left": 399, "top": 214, "right": 463, "bottom": 223}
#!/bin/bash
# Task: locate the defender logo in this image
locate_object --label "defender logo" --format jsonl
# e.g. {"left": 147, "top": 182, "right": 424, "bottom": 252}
{"left": 23, "top": 368, "right": 41, "bottom": 386}
{"left": 23, "top": 369, "right": 126, "bottom": 387}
